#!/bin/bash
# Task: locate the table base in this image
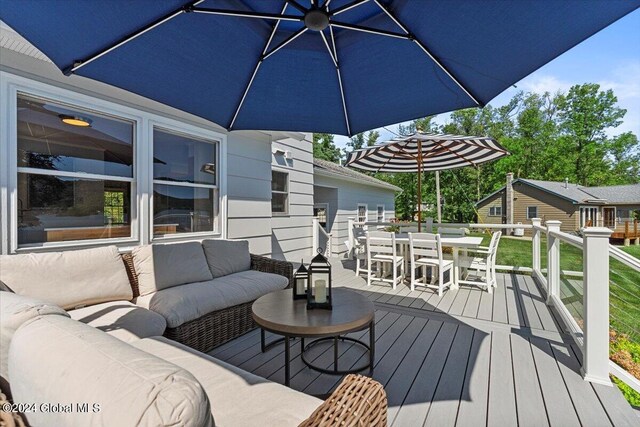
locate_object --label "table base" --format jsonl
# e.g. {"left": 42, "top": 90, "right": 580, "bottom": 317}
{"left": 259, "top": 320, "right": 375, "bottom": 387}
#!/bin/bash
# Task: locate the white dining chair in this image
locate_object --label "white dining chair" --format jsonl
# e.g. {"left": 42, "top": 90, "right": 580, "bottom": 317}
{"left": 458, "top": 231, "right": 502, "bottom": 292}
{"left": 366, "top": 231, "right": 404, "bottom": 289}
{"left": 346, "top": 226, "right": 368, "bottom": 277}
{"left": 408, "top": 233, "right": 453, "bottom": 296}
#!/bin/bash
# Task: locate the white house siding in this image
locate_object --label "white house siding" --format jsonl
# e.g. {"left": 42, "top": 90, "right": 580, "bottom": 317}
{"left": 0, "top": 42, "right": 311, "bottom": 257}
{"left": 313, "top": 175, "right": 396, "bottom": 257}
{"left": 270, "top": 136, "right": 314, "bottom": 261}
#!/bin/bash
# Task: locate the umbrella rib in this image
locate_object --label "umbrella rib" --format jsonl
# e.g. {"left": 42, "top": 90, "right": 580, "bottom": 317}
{"left": 229, "top": 2, "right": 289, "bottom": 129}
{"left": 430, "top": 140, "right": 478, "bottom": 167}
{"left": 64, "top": 0, "right": 205, "bottom": 75}
{"left": 263, "top": 27, "right": 308, "bottom": 60}
{"left": 330, "top": 0, "right": 370, "bottom": 16}
{"left": 328, "top": 24, "right": 351, "bottom": 136}
{"left": 191, "top": 8, "right": 303, "bottom": 22}
{"left": 330, "top": 21, "right": 411, "bottom": 39}
{"left": 286, "top": 0, "right": 308, "bottom": 13}
{"left": 371, "top": 0, "right": 481, "bottom": 106}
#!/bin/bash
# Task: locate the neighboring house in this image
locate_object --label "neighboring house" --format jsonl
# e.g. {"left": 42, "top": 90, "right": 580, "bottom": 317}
{"left": 312, "top": 159, "right": 400, "bottom": 257}
{"left": 476, "top": 173, "right": 640, "bottom": 239}
{"left": 0, "top": 22, "right": 318, "bottom": 260}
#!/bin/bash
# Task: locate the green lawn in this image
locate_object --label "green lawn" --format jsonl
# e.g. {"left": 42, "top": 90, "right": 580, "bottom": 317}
{"left": 471, "top": 233, "right": 640, "bottom": 342}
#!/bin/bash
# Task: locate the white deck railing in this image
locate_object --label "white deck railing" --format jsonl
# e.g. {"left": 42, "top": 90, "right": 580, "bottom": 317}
{"left": 344, "top": 216, "right": 640, "bottom": 393}
{"left": 312, "top": 217, "right": 332, "bottom": 257}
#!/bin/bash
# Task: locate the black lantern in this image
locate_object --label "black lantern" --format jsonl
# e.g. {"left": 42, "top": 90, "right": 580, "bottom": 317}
{"left": 293, "top": 260, "right": 308, "bottom": 300}
{"left": 307, "top": 248, "right": 332, "bottom": 310}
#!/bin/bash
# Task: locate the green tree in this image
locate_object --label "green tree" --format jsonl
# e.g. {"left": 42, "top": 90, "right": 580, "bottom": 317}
{"left": 312, "top": 133, "right": 341, "bottom": 163}
{"left": 556, "top": 83, "right": 626, "bottom": 186}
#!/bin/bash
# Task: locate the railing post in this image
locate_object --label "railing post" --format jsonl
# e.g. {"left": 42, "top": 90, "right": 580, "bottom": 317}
{"left": 546, "top": 220, "right": 561, "bottom": 305}
{"left": 347, "top": 217, "right": 355, "bottom": 259}
{"left": 531, "top": 218, "right": 542, "bottom": 275}
{"left": 581, "top": 227, "right": 613, "bottom": 386}
{"left": 312, "top": 217, "right": 319, "bottom": 256}
{"left": 425, "top": 217, "right": 433, "bottom": 233}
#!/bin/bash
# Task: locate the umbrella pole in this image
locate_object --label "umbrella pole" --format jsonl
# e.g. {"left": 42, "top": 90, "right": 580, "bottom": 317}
{"left": 436, "top": 170, "right": 442, "bottom": 223}
{"left": 417, "top": 141, "right": 422, "bottom": 232}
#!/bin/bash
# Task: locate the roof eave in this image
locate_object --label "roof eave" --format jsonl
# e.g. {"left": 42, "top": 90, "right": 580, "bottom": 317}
{"left": 313, "top": 167, "right": 401, "bottom": 192}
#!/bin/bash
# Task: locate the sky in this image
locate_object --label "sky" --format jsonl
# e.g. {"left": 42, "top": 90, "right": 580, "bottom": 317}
{"left": 334, "top": 8, "right": 640, "bottom": 149}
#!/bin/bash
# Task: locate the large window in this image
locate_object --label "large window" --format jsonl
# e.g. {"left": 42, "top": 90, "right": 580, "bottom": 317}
{"left": 489, "top": 206, "right": 502, "bottom": 217}
{"left": 271, "top": 170, "right": 289, "bottom": 214}
{"left": 16, "top": 94, "right": 134, "bottom": 245}
{"left": 153, "top": 128, "right": 219, "bottom": 236}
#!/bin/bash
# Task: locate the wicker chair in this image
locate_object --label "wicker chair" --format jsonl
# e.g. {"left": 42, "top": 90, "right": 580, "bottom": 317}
{"left": 121, "top": 253, "right": 293, "bottom": 353}
{"left": 299, "top": 375, "right": 387, "bottom": 427}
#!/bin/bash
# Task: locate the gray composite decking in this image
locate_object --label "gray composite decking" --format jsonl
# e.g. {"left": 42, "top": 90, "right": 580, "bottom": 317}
{"left": 209, "top": 259, "right": 638, "bottom": 426}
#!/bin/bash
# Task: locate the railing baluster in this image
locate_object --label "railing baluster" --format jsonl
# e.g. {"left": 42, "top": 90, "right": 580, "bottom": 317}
{"left": 546, "top": 220, "right": 561, "bottom": 304}
{"left": 531, "top": 218, "right": 542, "bottom": 278}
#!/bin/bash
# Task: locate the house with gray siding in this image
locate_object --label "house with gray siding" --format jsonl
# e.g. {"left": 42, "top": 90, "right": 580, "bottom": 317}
{"left": 313, "top": 159, "right": 400, "bottom": 257}
{"left": 0, "top": 23, "right": 399, "bottom": 261}
{"left": 0, "top": 22, "right": 315, "bottom": 260}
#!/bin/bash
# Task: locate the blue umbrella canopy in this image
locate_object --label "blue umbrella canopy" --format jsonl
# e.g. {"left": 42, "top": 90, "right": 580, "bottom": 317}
{"left": 1, "top": 0, "right": 637, "bottom": 136}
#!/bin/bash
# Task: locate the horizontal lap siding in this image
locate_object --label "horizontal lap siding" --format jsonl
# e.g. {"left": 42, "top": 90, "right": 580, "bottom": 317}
{"left": 314, "top": 175, "right": 397, "bottom": 257}
{"left": 512, "top": 183, "right": 578, "bottom": 233}
{"left": 226, "top": 133, "right": 273, "bottom": 255}
{"left": 270, "top": 137, "right": 314, "bottom": 261}
{"left": 477, "top": 191, "right": 505, "bottom": 224}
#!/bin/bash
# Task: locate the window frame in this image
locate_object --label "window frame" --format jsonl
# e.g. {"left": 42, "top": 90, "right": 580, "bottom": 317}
{"left": 271, "top": 169, "right": 290, "bottom": 216}
{"left": 357, "top": 204, "right": 368, "bottom": 224}
{"left": 376, "top": 204, "right": 385, "bottom": 223}
{"left": 526, "top": 206, "right": 538, "bottom": 220}
{"left": 1, "top": 71, "right": 227, "bottom": 254}
{"left": 488, "top": 206, "right": 503, "bottom": 217}
{"left": 150, "top": 124, "right": 222, "bottom": 241}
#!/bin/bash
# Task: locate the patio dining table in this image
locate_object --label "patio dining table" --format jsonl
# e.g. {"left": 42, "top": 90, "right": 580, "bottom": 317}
{"left": 357, "top": 233, "right": 484, "bottom": 289}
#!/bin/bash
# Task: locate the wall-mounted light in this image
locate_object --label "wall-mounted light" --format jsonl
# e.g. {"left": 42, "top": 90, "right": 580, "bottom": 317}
{"left": 59, "top": 114, "right": 92, "bottom": 127}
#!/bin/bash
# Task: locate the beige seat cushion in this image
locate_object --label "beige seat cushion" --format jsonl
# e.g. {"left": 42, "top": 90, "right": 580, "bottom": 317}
{"left": 133, "top": 336, "right": 322, "bottom": 427}
{"left": 202, "top": 239, "right": 251, "bottom": 278}
{"left": 132, "top": 241, "right": 213, "bottom": 296}
{"left": 136, "top": 270, "right": 288, "bottom": 328}
{"left": 0, "top": 246, "right": 132, "bottom": 310}
{"left": 9, "top": 315, "right": 213, "bottom": 427}
{"left": 69, "top": 301, "right": 166, "bottom": 342}
{"left": 0, "top": 292, "right": 68, "bottom": 380}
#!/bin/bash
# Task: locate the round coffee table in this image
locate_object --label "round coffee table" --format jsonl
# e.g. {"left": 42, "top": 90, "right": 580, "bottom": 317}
{"left": 252, "top": 288, "right": 375, "bottom": 386}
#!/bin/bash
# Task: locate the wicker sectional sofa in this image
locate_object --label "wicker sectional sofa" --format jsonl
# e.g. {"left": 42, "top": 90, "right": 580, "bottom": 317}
{"left": 0, "top": 241, "right": 387, "bottom": 426}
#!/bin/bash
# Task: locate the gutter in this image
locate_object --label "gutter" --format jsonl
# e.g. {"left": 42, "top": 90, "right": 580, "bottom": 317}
{"left": 313, "top": 168, "right": 402, "bottom": 192}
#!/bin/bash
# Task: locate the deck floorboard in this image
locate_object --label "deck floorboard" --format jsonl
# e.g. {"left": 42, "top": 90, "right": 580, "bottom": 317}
{"left": 207, "top": 259, "right": 638, "bottom": 426}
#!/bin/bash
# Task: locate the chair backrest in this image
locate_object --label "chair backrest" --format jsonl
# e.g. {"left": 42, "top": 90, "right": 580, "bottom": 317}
{"left": 408, "top": 233, "right": 442, "bottom": 263}
{"left": 437, "top": 227, "right": 465, "bottom": 237}
{"left": 488, "top": 231, "right": 502, "bottom": 265}
{"left": 366, "top": 231, "right": 396, "bottom": 256}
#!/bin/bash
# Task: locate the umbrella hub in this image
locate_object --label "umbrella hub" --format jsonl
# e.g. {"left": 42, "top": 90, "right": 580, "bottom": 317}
{"left": 304, "top": 9, "right": 330, "bottom": 31}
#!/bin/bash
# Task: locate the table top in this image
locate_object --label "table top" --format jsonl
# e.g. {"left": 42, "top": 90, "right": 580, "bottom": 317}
{"left": 357, "top": 233, "right": 483, "bottom": 248}
{"left": 252, "top": 288, "right": 374, "bottom": 337}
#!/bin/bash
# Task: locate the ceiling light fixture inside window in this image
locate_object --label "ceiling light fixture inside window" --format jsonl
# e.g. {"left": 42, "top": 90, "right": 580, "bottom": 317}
{"left": 59, "top": 114, "right": 92, "bottom": 127}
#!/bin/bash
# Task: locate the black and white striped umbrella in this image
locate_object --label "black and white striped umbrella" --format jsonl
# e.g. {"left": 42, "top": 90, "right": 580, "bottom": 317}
{"left": 344, "top": 132, "right": 508, "bottom": 230}
{"left": 344, "top": 132, "right": 508, "bottom": 172}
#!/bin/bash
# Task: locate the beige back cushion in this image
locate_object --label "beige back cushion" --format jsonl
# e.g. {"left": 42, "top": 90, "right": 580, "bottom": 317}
{"left": 132, "top": 241, "right": 213, "bottom": 296}
{"left": 0, "top": 246, "right": 133, "bottom": 310}
{"left": 9, "top": 315, "right": 213, "bottom": 427}
{"left": 202, "top": 239, "right": 251, "bottom": 278}
{"left": 0, "top": 292, "right": 68, "bottom": 380}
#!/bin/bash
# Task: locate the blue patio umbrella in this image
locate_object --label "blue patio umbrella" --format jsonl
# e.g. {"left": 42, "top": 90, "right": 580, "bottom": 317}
{"left": 1, "top": 1, "right": 637, "bottom": 136}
